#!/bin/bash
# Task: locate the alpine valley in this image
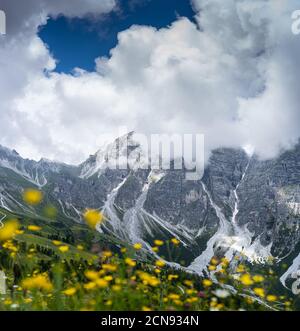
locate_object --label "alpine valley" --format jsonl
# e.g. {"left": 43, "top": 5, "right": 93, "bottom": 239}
{"left": 1, "top": 132, "right": 300, "bottom": 295}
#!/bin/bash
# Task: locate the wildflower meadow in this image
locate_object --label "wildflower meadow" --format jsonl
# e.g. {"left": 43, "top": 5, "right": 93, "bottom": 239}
{"left": 0, "top": 189, "right": 297, "bottom": 311}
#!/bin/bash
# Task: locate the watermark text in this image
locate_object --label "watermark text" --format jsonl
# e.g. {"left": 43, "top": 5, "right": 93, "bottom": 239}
{"left": 93, "top": 129, "right": 205, "bottom": 181}
{"left": 292, "top": 10, "right": 300, "bottom": 35}
{"left": 0, "top": 9, "right": 6, "bottom": 35}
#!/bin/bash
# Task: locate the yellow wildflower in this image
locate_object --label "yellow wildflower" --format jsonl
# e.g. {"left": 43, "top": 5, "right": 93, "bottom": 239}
{"left": 154, "top": 240, "right": 164, "bottom": 246}
{"left": 125, "top": 258, "right": 136, "bottom": 267}
{"left": 95, "top": 278, "right": 109, "bottom": 288}
{"left": 105, "top": 300, "right": 113, "bottom": 306}
{"left": 102, "top": 264, "right": 118, "bottom": 272}
{"left": 186, "top": 297, "right": 198, "bottom": 303}
{"left": 184, "top": 280, "right": 193, "bottom": 287}
{"left": 137, "top": 272, "right": 160, "bottom": 287}
{"left": 112, "top": 285, "right": 122, "bottom": 292}
{"left": 168, "top": 274, "right": 179, "bottom": 281}
{"left": 171, "top": 238, "right": 180, "bottom": 245}
{"left": 115, "top": 278, "right": 126, "bottom": 285}
{"left": 4, "top": 299, "right": 12, "bottom": 305}
{"left": 77, "top": 245, "right": 84, "bottom": 251}
{"left": 168, "top": 293, "right": 180, "bottom": 300}
{"left": 133, "top": 243, "right": 142, "bottom": 250}
{"left": 174, "top": 299, "right": 183, "bottom": 306}
{"left": 84, "top": 209, "right": 104, "bottom": 229}
{"left": 210, "top": 257, "right": 219, "bottom": 265}
{"left": 152, "top": 246, "right": 159, "bottom": 253}
{"left": 52, "top": 240, "right": 62, "bottom": 246}
{"left": 22, "top": 274, "right": 53, "bottom": 292}
{"left": 104, "top": 275, "right": 113, "bottom": 282}
{"left": 253, "top": 275, "right": 264, "bottom": 283}
{"left": 246, "top": 297, "right": 254, "bottom": 304}
{"left": 0, "top": 219, "right": 20, "bottom": 241}
{"left": 155, "top": 260, "right": 166, "bottom": 268}
{"left": 142, "top": 306, "right": 152, "bottom": 311}
{"left": 58, "top": 245, "right": 69, "bottom": 253}
{"left": 85, "top": 270, "right": 99, "bottom": 281}
{"left": 221, "top": 257, "right": 230, "bottom": 266}
{"left": 84, "top": 282, "right": 96, "bottom": 290}
{"left": 102, "top": 250, "right": 113, "bottom": 258}
{"left": 253, "top": 288, "right": 265, "bottom": 298}
{"left": 266, "top": 295, "right": 277, "bottom": 302}
{"left": 239, "top": 274, "right": 254, "bottom": 286}
{"left": 217, "top": 303, "right": 224, "bottom": 310}
{"left": 23, "top": 189, "right": 43, "bottom": 205}
{"left": 63, "top": 287, "right": 77, "bottom": 296}
{"left": 99, "top": 269, "right": 106, "bottom": 276}
{"left": 210, "top": 298, "right": 217, "bottom": 307}
{"left": 203, "top": 279, "right": 213, "bottom": 287}
{"left": 186, "top": 289, "right": 195, "bottom": 295}
{"left": 236, "top": 264, "right": 246, "bottom": 273}
{"left": 27, "top": 225, "right": 42, "bottom": 232}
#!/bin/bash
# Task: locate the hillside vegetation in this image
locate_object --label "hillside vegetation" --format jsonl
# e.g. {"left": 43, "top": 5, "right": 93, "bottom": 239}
{"left": 0, "top": 189, "right": 297, "bottom": 311}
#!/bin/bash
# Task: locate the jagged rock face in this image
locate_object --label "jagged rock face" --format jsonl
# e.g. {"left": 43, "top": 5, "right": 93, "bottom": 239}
{"left": 0, "top": 145, "right": 65, "bottom": 187}
{"left": 202, "top": 148, "right": 250, "bottom": 217}
{"left": 237, "top": 145, "right": 300, "bottom": 256}
{"left": 1, "top": 138, "right": 300, "bottom": 287}
{"left": 115, "top": 170, "right": 149, "bottom": 210}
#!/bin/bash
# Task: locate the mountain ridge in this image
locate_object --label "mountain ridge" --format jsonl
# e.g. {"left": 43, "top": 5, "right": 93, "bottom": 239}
{"left": 1, "top": 136, "right": 300, "bottom": 291}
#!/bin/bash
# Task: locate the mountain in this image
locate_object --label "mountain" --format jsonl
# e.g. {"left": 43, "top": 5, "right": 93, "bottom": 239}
{"left": 1, "top": 134, "right": 300, "bottom": 293}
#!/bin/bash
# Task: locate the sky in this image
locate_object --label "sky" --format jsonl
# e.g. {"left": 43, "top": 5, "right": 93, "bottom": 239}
{"left": 39, "top": 0, "right": 196, "bottom": 72}
{"left": 0, "top": 0, "right": 300, "bottom": 164}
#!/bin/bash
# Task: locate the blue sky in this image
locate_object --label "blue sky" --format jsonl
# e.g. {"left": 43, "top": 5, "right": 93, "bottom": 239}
{"left": 39, "top": 0, "right": 196, "bottom": 73}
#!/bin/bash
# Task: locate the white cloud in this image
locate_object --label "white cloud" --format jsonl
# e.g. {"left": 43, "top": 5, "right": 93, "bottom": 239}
{"left": 0, "top": 0, "right": 300, "bottom": 164}
{"left": 0, "top": 0, "right": 116, "bottom": 161}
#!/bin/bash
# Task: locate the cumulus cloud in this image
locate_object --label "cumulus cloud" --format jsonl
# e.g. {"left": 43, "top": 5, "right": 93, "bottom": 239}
{"left": 192, "top": 0, "right": 300, "bottom": 158}
{"left": 0, "top": 0, "right": 300, "bottom": 164}
{"left": 0, "top": 0, "right": 116, "bottom": 161}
